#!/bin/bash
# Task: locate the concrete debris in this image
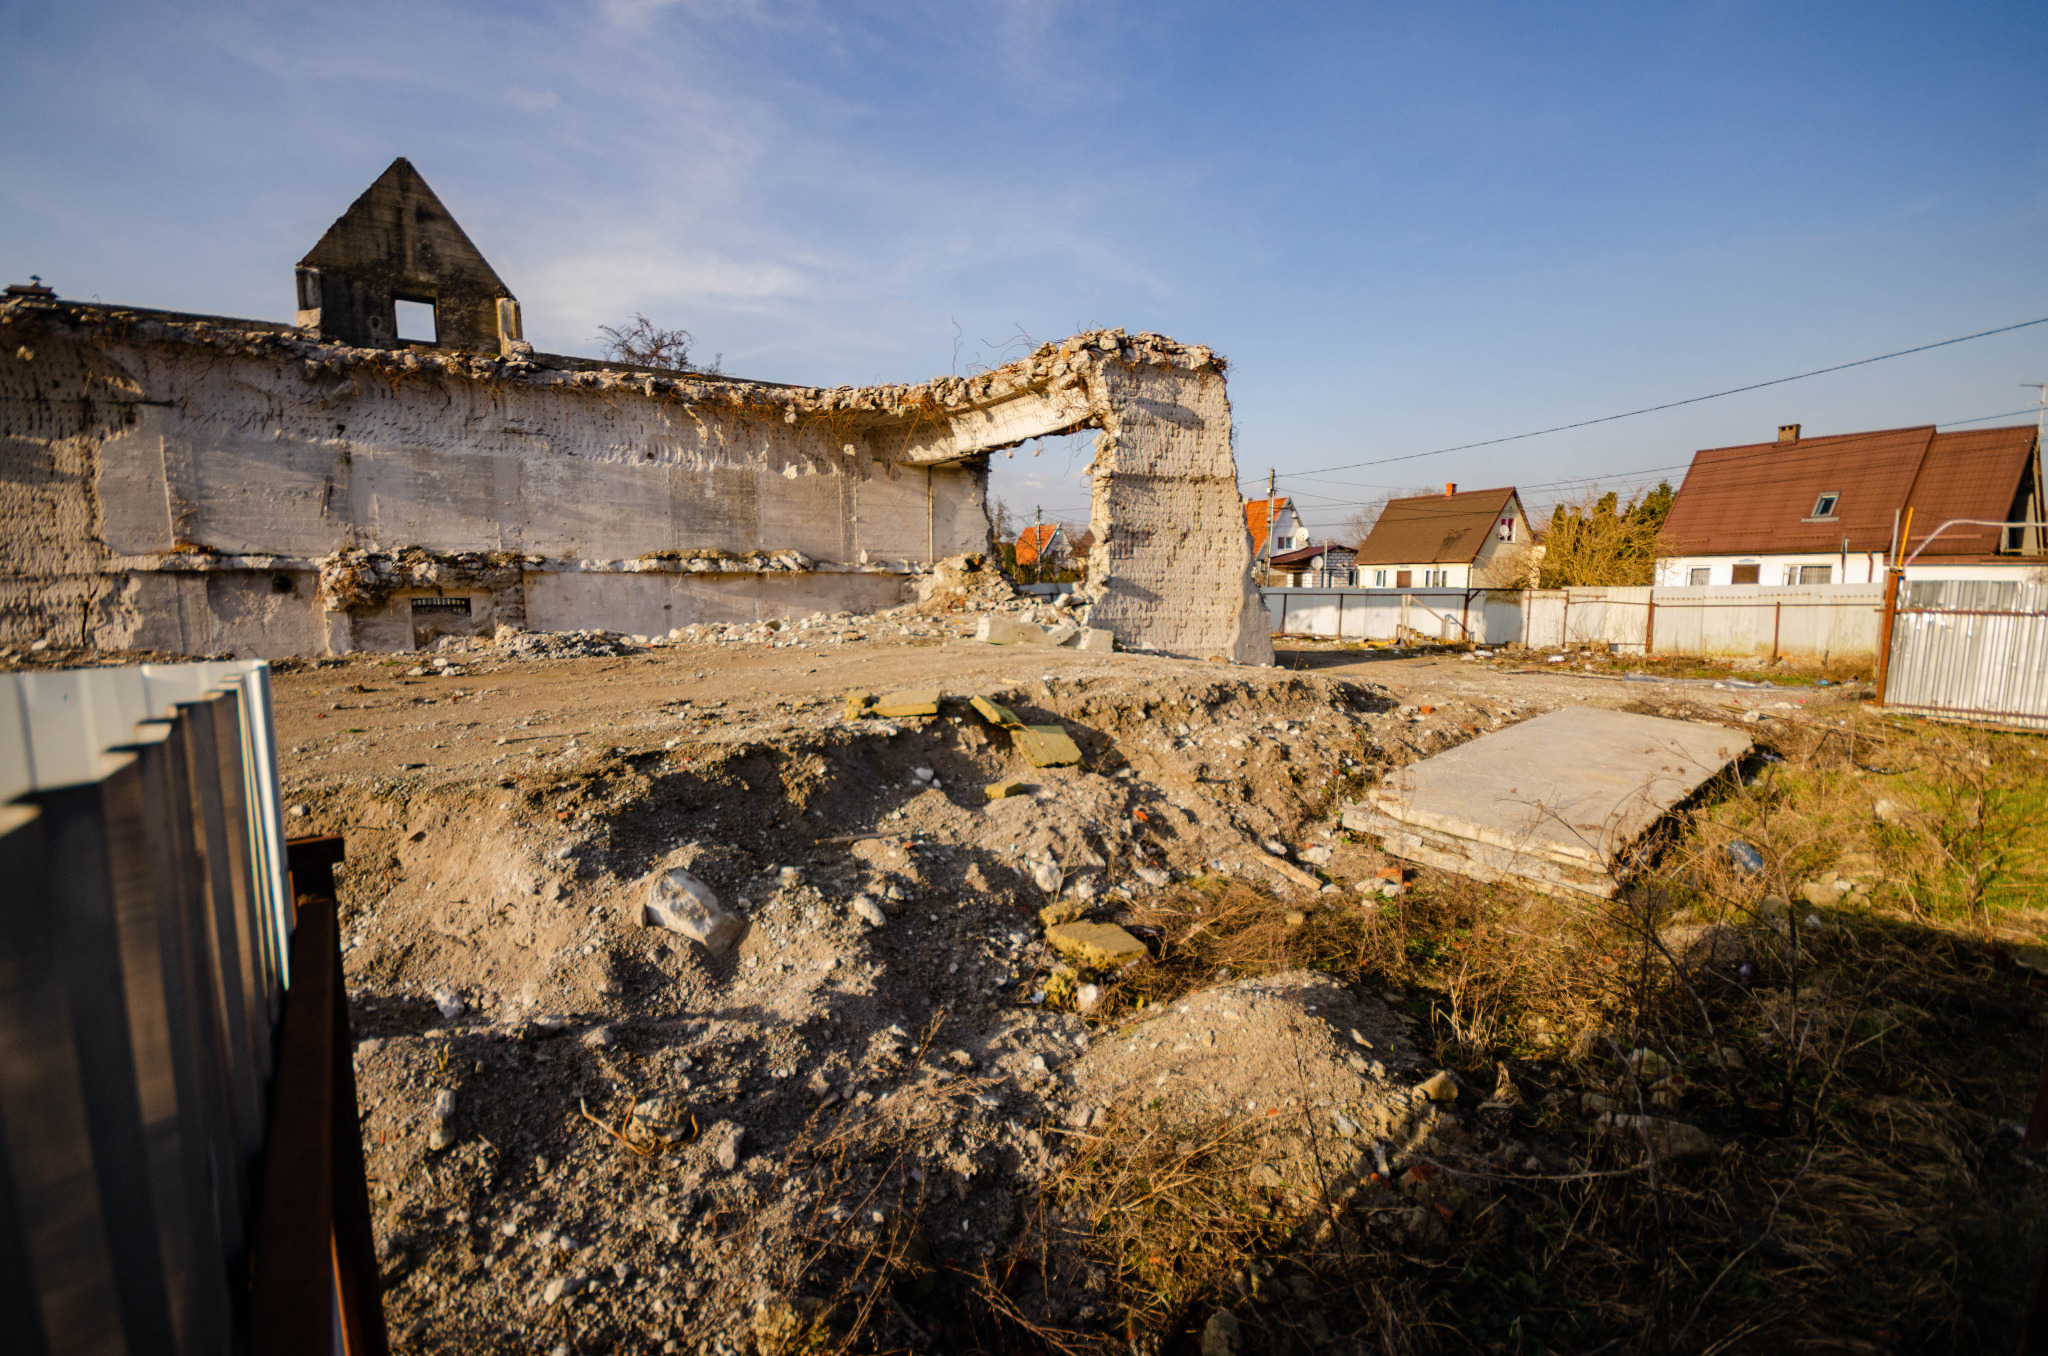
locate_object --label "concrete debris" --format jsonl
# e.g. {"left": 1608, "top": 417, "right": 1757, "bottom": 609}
{"left": 714, "top": 1125, "right": 747, "bottom": 1172}
{"left": 427, "top": 1089, "right": 457, "bottom": 1151}
{"left": 1343, "top": 707, "right": 1752, "bottom": 898}
{"left": 984, "top": 780, "right": 1025, "bottom": 801}
{"left": 642, "top": 867, "right": 745, "bottom": 953}
{"left": 1015, "top": 726, "right": 1083, "bottom": 768}
{"left": 1044, "top": 922, "right": 1149, "bottom": 971}
{"left": 1596, "top": 1112, "right": 1719, "bottom": 1163}
{"left": 1201, "top": 1308, "right": 1244, "bottom": 1356}
{"left": 850, "top": 895, "right": 888, "bottom": 927}
{"left": 1416, "top": 1070, "right": 1458, "bottom": 1102}
{"left": 432, "top": 987, "right": 466, "bottom": 1020}
{"left": 975, "top": 616, "right": 1045, "bottom": 646}
{"left": 871, "top": 690, "right": 941, "bottom": 719}
{"left": 628, "top": 1097, "right": 690, "bottom": 1145}
{"left": 1075, "top": 627, "right": 1116, "bottom": 654}
{"left": 972, "top": 693, "right": 1083, "bottom": 766}
{"left": 1042, "top": 622, "right": 1080, "bottom": 647}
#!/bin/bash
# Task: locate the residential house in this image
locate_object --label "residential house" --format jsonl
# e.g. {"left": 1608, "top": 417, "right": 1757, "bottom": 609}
{"left": 1245, "top": 496, "right": 1309, "bottom": 558}
{"left": 1354, "top": 485, "right": 1533, "bottom": 588}
{"left": 1655, "top": 423, "right": 2044, "bottom": 586}
{"left": 1268, "top": 543, "right": 1357, "bottom": 587}
{"left": 1014, "top": 523, "right": 1066, "bottom": 570}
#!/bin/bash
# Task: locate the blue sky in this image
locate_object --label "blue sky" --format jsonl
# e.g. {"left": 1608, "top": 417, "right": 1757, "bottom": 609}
{"left": 4, "top": 1, "right": 2045, "bottom": 537}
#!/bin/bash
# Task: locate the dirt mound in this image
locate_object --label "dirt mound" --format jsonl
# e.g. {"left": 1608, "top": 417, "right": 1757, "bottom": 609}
{"left": 1075, "top": 971, "right": 1428, "bottom": 1126}
{"left": 274, "top": 638, "right": 1563, "bottom": 1351}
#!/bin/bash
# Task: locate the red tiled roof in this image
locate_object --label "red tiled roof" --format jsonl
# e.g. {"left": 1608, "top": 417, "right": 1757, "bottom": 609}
{"left": 1353, "top": 488, "right": 1517, "bottom": 565}
{"left": 1245, "top": 497, "right": 1291, "bottom": 555}
{"left": 1014, "top": 523, "right": 1061, "bottom": 566}
{"left": 1657, "top": 424, "right": 2039, "bottom": 559}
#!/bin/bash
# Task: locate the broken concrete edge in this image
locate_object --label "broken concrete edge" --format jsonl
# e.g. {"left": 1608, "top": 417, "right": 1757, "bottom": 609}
{"left": 2, "top": 297, "right": 1225, "bottom": 434}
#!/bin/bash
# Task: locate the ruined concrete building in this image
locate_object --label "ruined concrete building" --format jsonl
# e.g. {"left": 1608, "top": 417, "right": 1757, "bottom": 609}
{"left": 2, "top": 159, "right": 1272, "bottom": 664}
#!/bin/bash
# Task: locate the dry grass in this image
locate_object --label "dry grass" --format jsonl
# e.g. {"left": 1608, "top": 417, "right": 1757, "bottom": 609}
{"left": 964, "top": 699, "right": 2048, "bottom": 1354}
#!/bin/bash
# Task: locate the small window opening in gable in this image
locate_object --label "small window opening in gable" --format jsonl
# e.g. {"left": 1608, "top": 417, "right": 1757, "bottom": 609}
{"left": 395, "top": 298, "right": 438, "bottom": 344}
{"left": 1808, "top": 492, "right": 1839, "bottom": 520}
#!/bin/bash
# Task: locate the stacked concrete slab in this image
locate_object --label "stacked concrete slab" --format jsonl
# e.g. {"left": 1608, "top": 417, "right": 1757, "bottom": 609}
{"left": 1342, "top": 707, "right": 1751, "bottom": 898}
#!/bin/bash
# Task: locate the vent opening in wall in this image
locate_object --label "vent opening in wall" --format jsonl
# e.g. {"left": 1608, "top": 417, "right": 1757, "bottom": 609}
{"left": 270, "top": 573, "right": 295, "bottom": 595}
{"left": 410, "top": 596, "right": 472, "bottom": 615}
{"left": 395, "top": 298, "right": 437, "bottom": 344}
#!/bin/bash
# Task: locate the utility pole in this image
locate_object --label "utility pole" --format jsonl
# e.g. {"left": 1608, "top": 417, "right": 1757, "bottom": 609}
{"left": 1260, "top": 468, "right": 1276, "bottom": 587}
{"left": 1034, "top": 504, "right": 1044, "bottom": 586}
{"left": 2026, "top": 384, "right": 2047, "bottom": 555}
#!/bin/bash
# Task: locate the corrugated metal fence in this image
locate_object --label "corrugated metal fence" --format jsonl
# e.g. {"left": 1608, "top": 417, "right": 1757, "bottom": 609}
{"left": 0, "top": 662, "right": 386, "bottom": 1354}
{"left": 1878, "top": 579, "right": 2048, "bottom": 731}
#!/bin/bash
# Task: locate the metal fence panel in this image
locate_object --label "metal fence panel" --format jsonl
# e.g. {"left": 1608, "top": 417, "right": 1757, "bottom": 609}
{"left": 1884, "top": 579, "right": 2048, "bottom": 730}
{"left": 0, "top": 662, "right": 292, "bottom": 1354}
{"left": 1265, "top": 584, "right": 1883, "bottom": 658}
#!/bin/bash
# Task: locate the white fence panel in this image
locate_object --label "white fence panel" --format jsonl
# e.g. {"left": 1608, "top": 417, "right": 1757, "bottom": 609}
{"left": 1265, "top": 584, "right": 1884, "bottom": 658}
{"left": 1263, "top": 590, "right": 1521, "bottom": 644}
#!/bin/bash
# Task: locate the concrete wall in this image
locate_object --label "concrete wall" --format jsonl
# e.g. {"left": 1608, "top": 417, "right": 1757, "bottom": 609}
{"left": 1085, "top": 345, "right": 1273, "bottom": 665}
{"left": 2, "top": 305, "right": 1268, "bottom": 662}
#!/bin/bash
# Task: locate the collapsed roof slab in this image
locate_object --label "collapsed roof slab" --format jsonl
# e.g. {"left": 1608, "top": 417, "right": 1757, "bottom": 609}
{"left": 1342, "top": 707, "right": 1751, "bottom": 898}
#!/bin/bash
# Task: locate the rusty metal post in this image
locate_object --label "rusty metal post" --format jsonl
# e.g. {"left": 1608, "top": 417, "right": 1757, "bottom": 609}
{"left": 1770, "top": 600, "right": 1782, "bottom": 664}
{"left": 1645, "top": 596, "right": 1656, "bottom": 657}
{"left": 249, "top": 836, "right": 387, "bottom": 1356}
{"left": 1873, "top": 567, "right": 1903, "bottom": 706}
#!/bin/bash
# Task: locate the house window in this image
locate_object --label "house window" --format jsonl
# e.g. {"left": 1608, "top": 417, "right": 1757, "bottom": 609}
{"left": 1373, "top": 569, "right": 1388, "bottom": 587}
{"left": 1797, "top": 565, "right": 1831, "bottom": 584}
{"left": 1687, "top": 567, "right": 1710, "bottom": 586}
{"left": 1730, "top": 563, "right": 1760, "bottom": 585}
{"left": 1807, "top": 492, "right": 1839, "bottom": 520}
{"left": 1422, "top": 569, "right": 1448, "bottom": 587}
{"left": 1498, "top": 517, "right": 1515, "bottom": 542}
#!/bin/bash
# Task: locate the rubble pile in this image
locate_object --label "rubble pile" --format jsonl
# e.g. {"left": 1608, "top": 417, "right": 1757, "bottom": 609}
{"left": 262, "top": 632, "right": 1652, "bottom": 1351}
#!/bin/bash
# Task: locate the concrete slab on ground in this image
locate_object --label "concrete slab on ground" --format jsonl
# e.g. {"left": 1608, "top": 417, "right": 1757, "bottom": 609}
{"left": 1344, "top": 706, "right": 1750, "bottom": 897}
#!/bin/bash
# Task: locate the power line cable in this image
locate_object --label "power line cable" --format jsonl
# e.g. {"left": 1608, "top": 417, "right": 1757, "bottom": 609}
{"left": 1273, "top": 415, "right": 2042, "bottom": 520}
{"left": 1238, "top": 314, "right": 2048, "bottom": 485}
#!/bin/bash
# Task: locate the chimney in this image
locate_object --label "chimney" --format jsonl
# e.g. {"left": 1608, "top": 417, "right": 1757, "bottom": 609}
{"left": 1443, "top": 483, "right": 1457, "bottom": 497}
{"left": 1777, "top": 424, "right": 1801, "bottom": 444}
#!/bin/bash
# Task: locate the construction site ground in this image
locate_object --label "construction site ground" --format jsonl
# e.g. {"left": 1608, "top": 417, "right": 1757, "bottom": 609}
{"left": 249, "top": 621, "right": 2047, "bottom": 1355}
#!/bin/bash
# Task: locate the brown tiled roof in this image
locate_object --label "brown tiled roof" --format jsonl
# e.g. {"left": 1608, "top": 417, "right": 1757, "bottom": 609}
{"left": 1014, "top": 523, "right": 1061, "bottom": 565}
{"left": 1353, "top": 488, "right": 1517, "bottom": 566}
{"left": 1657, "top": 424, "right": 2039, "bottom": 559}
{"left": 1245, "top": 497, "right": 1291, "bottom": 555}
{"left": 1903, "top": 425, "right": 2041, "bottom": 557}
